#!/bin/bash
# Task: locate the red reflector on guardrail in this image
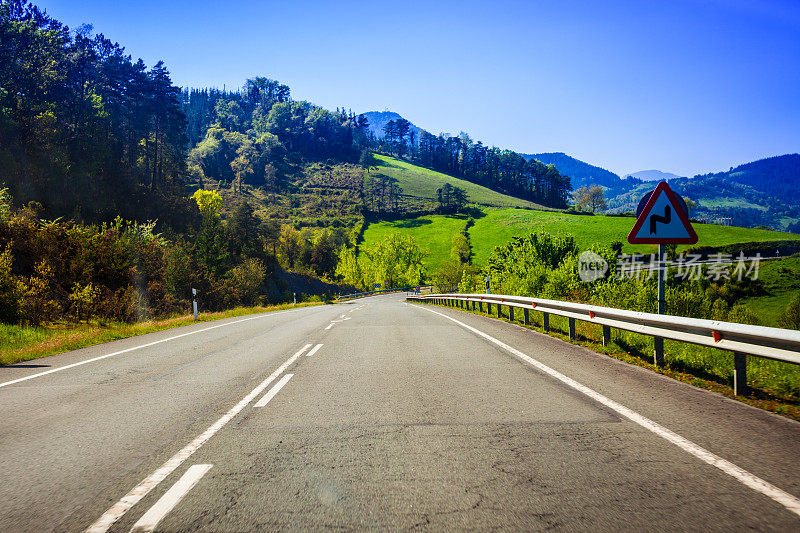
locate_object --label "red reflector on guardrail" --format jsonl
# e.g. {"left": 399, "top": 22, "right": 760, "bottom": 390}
{"left": 712, "top": 331, "right": 722, "bottom": 343}
{"left": 589, "top": 311, "right": 595, "bottom": 319}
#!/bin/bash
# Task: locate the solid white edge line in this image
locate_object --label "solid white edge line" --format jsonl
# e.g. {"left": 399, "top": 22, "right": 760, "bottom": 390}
{"left": 305, "top": 344, "right": 323, "bottom": 357}
{"left": 85, "top": 343, "right": 312, "bottom": 533}
{"left": 0, "top": 307, "right": 310, "bottom": 389}
{"left": 254, "top": 373, "right": 294, "bottom": 407}
{"left": 415, "top": 304, "right": 800, "bottom": 518}
{"left": 129, "top": 464, "right": 213, "bottom": 533}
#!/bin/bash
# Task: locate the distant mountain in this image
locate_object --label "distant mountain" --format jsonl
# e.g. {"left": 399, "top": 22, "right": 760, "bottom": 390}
{"left": 663, "top": 154, "right": 800, "bottom": 230}
{"left": 523, "top": 152, "right": 635, "bottom": 191}
{"left": 692, "top": 154, "right": 800, "bottom": 199}
{"left": 361, "top": 111, "right": 422, "bottom": 145}
{"left": 624, "top": 169, "right": 684, "bottom": 181}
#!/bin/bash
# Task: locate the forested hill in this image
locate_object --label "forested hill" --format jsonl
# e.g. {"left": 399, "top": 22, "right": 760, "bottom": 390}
{"left": 692, "top": 154, "right": 800, "bottom": 199}
{"left": 183, "top": 96, "right": 572, "bottom": 209}
{"left": 0, "top": 0, "right": 191, "bottom": 227}
{"left": 523, "top": 152, "right": 633, "bottom": 191}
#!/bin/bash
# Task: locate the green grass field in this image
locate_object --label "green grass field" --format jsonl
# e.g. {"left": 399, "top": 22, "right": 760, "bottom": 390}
{"left": 373, "top": 154, "right": 549, "bottom": 210}
{"left": 469, "top": 208, "right": 800, "bottom": 266}
{"left": 739, "top": 256, "right": 800, "bottom": 326}
{"left": 361, "top": 207, "right": 800, "bottom": 275}
{"left": 361, "top": 214, "right": 471, "bottom": 271}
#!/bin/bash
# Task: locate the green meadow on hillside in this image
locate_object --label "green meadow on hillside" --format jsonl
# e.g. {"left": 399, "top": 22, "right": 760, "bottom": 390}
{"left": 361, "top": 214, "right": 471, "bottom": 271}
{"left": 372, "top": 154, "right": 548, "bottom": 209}
{"left": 468, "top": 208, "right": 800, "bottom": 266}
{"left": 362, "top": 208, "right": 800, "bottom": 277}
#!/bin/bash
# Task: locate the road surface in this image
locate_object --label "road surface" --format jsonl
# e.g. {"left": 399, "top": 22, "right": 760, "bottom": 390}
{"left": 1, "top": 294, "right": 799, "bottom": 531}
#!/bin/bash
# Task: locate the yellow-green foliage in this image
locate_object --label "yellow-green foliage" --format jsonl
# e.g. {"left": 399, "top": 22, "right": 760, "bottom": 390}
{"left": 336, "top": 234, "right": 426, "bottom": 290}
{"left": 0, "top": 241, "right": 21, "bottom": 322}
{"left": 192, "top": 189, "right": 223, "bottom": 216}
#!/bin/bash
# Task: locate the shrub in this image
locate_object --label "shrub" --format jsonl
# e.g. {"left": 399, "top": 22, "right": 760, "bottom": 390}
{"left": 0, "top": 242, "right": 21, "bottom": 322}
{"left": 220, "top": 259, "right": 265, "bottom": 307}
{"left": 777, "top": 293, "right": 800, "bottom": 330}
{"left": 68, "top": 282, "right": 100, "bottom": 322}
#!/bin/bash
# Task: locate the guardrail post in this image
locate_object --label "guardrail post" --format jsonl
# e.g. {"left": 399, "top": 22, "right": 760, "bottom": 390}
{"left": 509, "top": 306, "right": 514, "bottom": 322}
{"left": 568, "top": 317, "right": 576, "bottom": 340}
{"left": 733, "top": 352, "right": 748, "bottom": 396}
{"left": 543, "top": 312, "right": 550, "bottom": 332}
{"left": 487, "top": 302, "right": 492, "bottom": 314}
{"left": 497, "top": 304, "right": 502, "bottom": 318}
{"left": 654, "top": 337, "right": 664, "bottom": 367}
{"left": 524, "top": 308, "right": 529, "bottom": 325}
{"left": 602, "top": 325, "right": 611, "bottom": 346}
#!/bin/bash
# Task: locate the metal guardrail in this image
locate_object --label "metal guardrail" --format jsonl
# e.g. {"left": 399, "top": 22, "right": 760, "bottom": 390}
{"left": 406, "top": 292, "right": 800, "bottom": 396}
{"left": 338, "top": 285, "right": 433, "bottom": 301}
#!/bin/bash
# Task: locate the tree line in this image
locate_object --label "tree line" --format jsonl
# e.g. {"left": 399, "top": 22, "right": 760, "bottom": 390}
{"left": 0, "top": 0, "right": 190, "bottom": 225}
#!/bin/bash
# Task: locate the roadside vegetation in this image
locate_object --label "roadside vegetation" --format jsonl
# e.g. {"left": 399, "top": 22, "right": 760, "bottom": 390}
{"left": 0, "top": 301, "right": 321, "bottom": 365}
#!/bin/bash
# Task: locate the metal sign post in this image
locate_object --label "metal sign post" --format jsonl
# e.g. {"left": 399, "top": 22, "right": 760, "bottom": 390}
{"left": 628, "top": 181, "right": 697, "bottom": 366}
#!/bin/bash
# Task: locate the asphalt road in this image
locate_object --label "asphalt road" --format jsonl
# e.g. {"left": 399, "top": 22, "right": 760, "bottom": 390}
{"left": 1, "top": 294, "right": 799, "bottom": 531}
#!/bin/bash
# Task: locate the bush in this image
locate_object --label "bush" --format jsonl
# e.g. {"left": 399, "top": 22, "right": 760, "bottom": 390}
{"left": 777, "top": 293, "right": 800, "bottom": 330}
{"left": 0, "top": 242, "right": 21, "bottom": 322}
{"left": 220, "top": 259, "right": 265, "bottom": 307}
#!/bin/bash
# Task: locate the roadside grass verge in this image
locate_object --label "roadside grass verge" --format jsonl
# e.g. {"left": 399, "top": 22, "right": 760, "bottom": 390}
{"left": 420, "top": 300, "right": 800, "bottom": 421}
{"left": 0, "top": 302, "right": 322, "bottom": 366}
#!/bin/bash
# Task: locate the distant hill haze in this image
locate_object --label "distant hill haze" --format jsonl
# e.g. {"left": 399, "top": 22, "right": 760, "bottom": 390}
{"left": 624, "top": 169, "right": 685, "bottom": 181}
{"left": 361, "top": 111, "right": 421, "bottom": 145}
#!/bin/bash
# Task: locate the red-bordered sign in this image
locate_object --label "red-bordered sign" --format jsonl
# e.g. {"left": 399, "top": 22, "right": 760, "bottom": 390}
{"left": 628, "top": 181, "right": 698, "bottom": 244}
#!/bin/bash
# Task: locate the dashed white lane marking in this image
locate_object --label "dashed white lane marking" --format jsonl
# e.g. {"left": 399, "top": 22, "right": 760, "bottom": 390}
{"left": 129, "top": 464, "right": 213, "bottom": 533}
{"left": 416, "top": 304, "right": 800, "bottom": 518}
{"left": 254, "top": 373, "right": 294, "bottom": 407}
{"left": 324, "top": 323, "right": 334, "bottom": 330}
{"left": 0, "top": 308, "right": 308, "bottom": 390}
{"left": 305, "top": 344, "right": 323, "bottom": 357}
{"left": 85, "top": 343, "right": 312, "bottom": 533}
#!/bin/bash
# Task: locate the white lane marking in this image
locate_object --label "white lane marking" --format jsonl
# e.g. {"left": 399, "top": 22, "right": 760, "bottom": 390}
{"left": 325, "top": 323, "right": 334, "bottom": 330}
{"left": 416, "top": 304, "right": 800, "bottom": 518}
{"left": 254, "top": 373, "right": 294, "bottom": 407}
{"left": 0, "top": 308, "right": 309, "bottom": 390}
{"left": 85, "top": 343, "right": 312, "bottom": 533}
{"left": 305, "top": 344, "right": 323, "bottom": 357}
{"left": 129, "top": 464, "right": 213, "bottom": 533}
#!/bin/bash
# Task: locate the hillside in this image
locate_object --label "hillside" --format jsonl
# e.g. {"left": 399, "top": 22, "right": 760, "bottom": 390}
{"left": 361, "top": 207, "right": 800, "bottom": 275}
{"left": 372, "top": 154, "right": 550, "bottom": 210}
{"left": 524, "top": 152, "right": 632, "bottom": 191}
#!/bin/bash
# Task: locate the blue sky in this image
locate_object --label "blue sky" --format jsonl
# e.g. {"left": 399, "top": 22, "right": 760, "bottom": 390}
{"left": 36, "top": 0, "right": 800, "bottom": 177}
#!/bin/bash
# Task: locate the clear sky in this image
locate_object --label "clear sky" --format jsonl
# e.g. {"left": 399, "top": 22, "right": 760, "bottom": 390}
{"left": 35, "top": 0, "right": 800, "bottom": 177}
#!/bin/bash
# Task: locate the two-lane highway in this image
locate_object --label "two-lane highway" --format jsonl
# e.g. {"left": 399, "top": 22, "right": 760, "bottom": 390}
{"left": 1, "top": 295, "right": 799, "bottom": 531}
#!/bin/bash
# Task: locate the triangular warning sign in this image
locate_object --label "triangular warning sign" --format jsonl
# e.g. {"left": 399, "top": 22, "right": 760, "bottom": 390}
{"left": 628, "top": 181, "right": 698, "bottom": 244}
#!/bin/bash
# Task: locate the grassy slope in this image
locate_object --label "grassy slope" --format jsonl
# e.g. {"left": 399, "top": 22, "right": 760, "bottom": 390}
{"left": 362, "top": 207, "right": 800, "bottom": 277}
{"left": 373, "top": 154, "right": 549, "bottom": 209}
{"left": 469, "top": 208, "right": 800, "bottom": 266}
{"left": 739, "top": 256, "right": 800, "bottom": 326}
{"left": 361, "top": 214, "right": 470, "bottom": 270}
